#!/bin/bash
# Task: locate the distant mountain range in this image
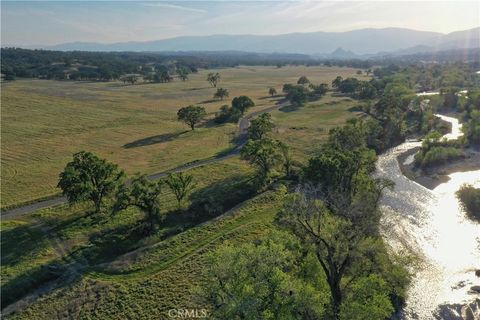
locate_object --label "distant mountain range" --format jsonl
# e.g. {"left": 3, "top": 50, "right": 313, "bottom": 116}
{"left": 34, "top": 27, "right": 480, "bottom": 57}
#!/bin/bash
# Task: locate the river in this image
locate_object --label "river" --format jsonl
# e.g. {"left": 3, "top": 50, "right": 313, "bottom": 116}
{"left": 376, "top": 115, "right": 480, "bottom": 319}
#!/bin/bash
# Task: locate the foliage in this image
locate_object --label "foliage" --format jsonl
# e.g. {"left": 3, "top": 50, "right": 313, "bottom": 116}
{"left": 240, "top": 138, "right": 283, "bottom": 185}
{"left": 207, "top": 72, "right": 221, "bottom": 87}
{"left": 214, "top": 105, "right": 242, "bottom": 123}
{"left": 154, "top": 70, "right": 173, "bottom": 83}
{"left": 231, "top": 95, "right": 255, "bottom": 115}
{"left": 213, "top": 87, "right": 229, "bottom": 100}
{"left": 277, "top": 184, "right": 393, "bottom": 319}
{"left": 279, "top": 120, "right": 406, "bottom": 318}
{"left": 247, "top": 113, "right": 274, "bottom": 140}
{"left": 463, "top": 110, "right": 480, "bottom": 146}
{"left": 268, "top": 87, "right": 277, "bottom": 97}
{"left": 356, "top": 81, "right": 377, "bottom": 100}
{"left": 303, "top": 146, "right": 377, "bottom": 198}
{"left": 339, "top": 275, "right": 394, "bottom": 320}
{"left": 200, "top": 231, "right": 327, "bottom": 319}
{"left": 416, "top": 146, "right": 465, "bottom": 168}
{"left": 332, "top": 76, "right": 377, "bottom": 99}
{"left": 309, "top": 83, "right": 329, "bottom": 97}
{"left": 121, "top": 74, "right": 140, "bottom": 85}
{"left": 414, "top": 131, "right": 465, "bottom": 168}
{"left": 57, "top": 151, "right": 124, "bottom": 212}
{"left": 278, "top": 142, "right": 295, "bottom": 178}
{"left": 165, "top": 172, "right": 196, "bottom": 208}
{"left": 114, "top": 175, "right": 163, "bottom": 233}
{"left": 177, "top": 67, "right": 190, "bottom": 81}
{"left": 283, "top": 84, "right": 308, "bottom": 107}
{"left": 456, "top": 184, "right": 480, "bottom": 221}
{"left": 297, "top": 75, "right": 310, "bottom": 86}
{"left": 440, "top": 87, "right": 459, "bottom": 110}
{"left": 177, "top": 105, "right": 207, "bottom": 130}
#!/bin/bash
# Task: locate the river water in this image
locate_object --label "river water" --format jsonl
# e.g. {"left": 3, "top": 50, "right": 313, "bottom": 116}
{"left": 376, "top": 115, "right": 480, "bottom": 319}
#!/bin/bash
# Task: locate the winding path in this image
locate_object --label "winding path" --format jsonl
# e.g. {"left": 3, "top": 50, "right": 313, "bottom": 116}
{"left": 1, "top": 99, "right": 288, "bottom": 220}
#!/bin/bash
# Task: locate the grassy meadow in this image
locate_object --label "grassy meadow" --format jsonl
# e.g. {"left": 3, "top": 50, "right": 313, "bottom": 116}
{"left": 1, "top": 66, "right": 368, "bottom": 208}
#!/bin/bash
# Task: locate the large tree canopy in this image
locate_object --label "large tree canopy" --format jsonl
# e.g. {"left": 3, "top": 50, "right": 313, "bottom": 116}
{"left": 232, "top": 96, "right": 255, "bottom": 115}
{"left": 248, "top": 113, "right": 274, "bottom": 140}
{"left": 114, "top": 175, "right": 163, "bottom": 233}
{"left": 201, "top": 231, "right": 328, "bottom": 319}
{"left": 240, "top": 138, "right": 282, "bottom": 184}
{"left": 58, "top": 151, "right": 124, "bottom": 212}
{"left": 177, "top": 105, "right": 207, "bottom": 130}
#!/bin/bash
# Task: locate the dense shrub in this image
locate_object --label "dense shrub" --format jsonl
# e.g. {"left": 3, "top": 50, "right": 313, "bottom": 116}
{"left": 415, "top": 146, "right": 465, "bottom": 168}
{"left": 456, "top": 184, "right": 480, "bottom": 221}
{"left": 214, "top": 105, "right": 242, "bottom": 123}
{"left": 414, "top": 131, "right": 465, "bottom": 168}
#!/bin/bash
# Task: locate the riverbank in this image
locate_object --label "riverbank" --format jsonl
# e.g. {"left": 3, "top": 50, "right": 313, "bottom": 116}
{"left": 398, "top": 147, "right": 480, "bottom": 190}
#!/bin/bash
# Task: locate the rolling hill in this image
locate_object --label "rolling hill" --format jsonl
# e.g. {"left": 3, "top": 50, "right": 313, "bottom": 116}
{"left": 44, "top": 27, "right": 480, "bottom": 56}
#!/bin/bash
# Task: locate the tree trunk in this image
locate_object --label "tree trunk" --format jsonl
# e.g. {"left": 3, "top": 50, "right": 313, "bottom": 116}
{"left": 94, "top": 197, "right": 102, "bottom": 213}
{"left": 329, "top": 276, "right": 342, "bottom": 320}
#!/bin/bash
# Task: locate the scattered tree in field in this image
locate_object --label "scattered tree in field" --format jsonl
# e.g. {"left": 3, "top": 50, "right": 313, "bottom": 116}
{"left": 114, "top": 175, "right": 162, "bottom": 233}
{"left": 268, "top": 87, "right": 277, "bottom": 97}
{"left": 297, "top": 76, "right": 310, "bottom": 86}
{"left": 165, "top": 172, "right": 195, "bottom": 208}
{"left": 283, "top": 84, "right": 308, "bottom": 107}
{"left": 177, "top": 105, "right": 206, "bottom": 130}
{"left": 241, "top": 138, "right": 282, "bottom": 185}
{"left": 356, "top": 70, "right": 363, "bottom": 75}
{"left": 309, "top": 83, "right": 329, "bottom": 96}
{"left": 214, "top": 104, "right": 242, "bottom": 123}
{"left": 248, "top": 113, "right": 274, "bottom": 140}
{"left": 177, "top": 68, "right": 189, "bottom": 81}
{"left": 207, "top": 72, "right": 221, "bottom": 87}
{"left": 155, "top": 71, "right": 173, "bottom": 83}
{"left": 122, "top": 74, "right": 139, "bottom": 85}
{"left": 58, "top": 151, "right": 124, "bottom": 213}
{"left": 213, "top": 87, "right": 229, "bottom": 100}
{"left": 232, "top": 96, "right": 255, "bottom": 115}
{"left": 201, "top": 231, "right": 327, "bottom": 319}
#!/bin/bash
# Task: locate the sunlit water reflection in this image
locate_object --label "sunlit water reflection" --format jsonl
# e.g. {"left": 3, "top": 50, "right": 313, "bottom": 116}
{"left": 376, "top": 115, "right": 480, "bottom": 319}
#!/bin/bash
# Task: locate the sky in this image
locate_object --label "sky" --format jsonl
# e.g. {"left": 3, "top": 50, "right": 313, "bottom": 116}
{"left": 1, "top": 1, "right": 479, "bottom": 46}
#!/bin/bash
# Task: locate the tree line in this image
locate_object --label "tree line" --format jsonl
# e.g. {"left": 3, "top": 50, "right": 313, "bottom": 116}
{"left": 58, "top": 151, "right": 197, "bottom": 234}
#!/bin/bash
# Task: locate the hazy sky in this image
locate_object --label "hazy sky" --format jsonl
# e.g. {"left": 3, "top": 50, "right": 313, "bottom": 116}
{"left": 2, "top": 1, "right": 479, "bottom": 46}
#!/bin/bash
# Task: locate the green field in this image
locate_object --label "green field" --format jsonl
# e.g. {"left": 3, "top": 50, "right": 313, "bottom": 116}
{"left": 1, "top": 65, "right": 364, "bottom": 317}
{"left": 1, "top": 66, "right": 367, "bottom": 208}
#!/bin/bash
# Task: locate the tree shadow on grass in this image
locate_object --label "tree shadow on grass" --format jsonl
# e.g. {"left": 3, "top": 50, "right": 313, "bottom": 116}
{"left": 159, "top": 174, "right": 255, "bottom": 238}
{"left": 1, "top": 223, "right": 51, "bottom": 268}
{"left": 123, "top": 131, "right": 188, "bottom": 149}
{"left": 279, "top": 104, "right": 301, "bottom": 113}
{"left": 0, "top": 217, "right": 144, "bottom": 310}
{"left": 200, "top": 99, "right": 219, "bottom": 104}
{"left": 348, "top": 105, "right": 363, "bottom": 112}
